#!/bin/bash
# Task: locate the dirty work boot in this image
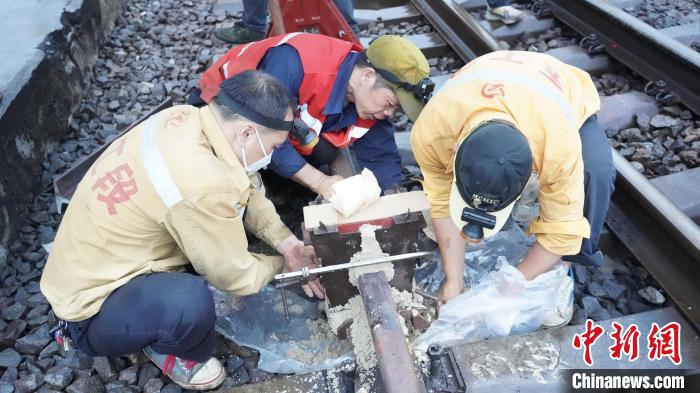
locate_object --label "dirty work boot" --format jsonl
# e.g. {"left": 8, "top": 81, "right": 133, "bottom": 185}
{"left": 541, "top": 266, "right": 575, "bottom": 328}
{"left": 214, "top": 22, "right": 265, "bottom": 44}
{"left": 143, "top": 346, "right": 225, "bottom": 390}
{"left": 485, "top": 5, "right": 525, "bottom": 25}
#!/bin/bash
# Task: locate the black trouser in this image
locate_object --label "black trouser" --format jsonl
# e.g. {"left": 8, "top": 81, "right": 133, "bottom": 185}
{"left": 564, "top": 115, "right": 616, "bottom": 267}
{"left": 67, "top": 272, "right": 216, "bottom": 362}
{"left": 187, "top": 88, "right": 207, "bottom": 107}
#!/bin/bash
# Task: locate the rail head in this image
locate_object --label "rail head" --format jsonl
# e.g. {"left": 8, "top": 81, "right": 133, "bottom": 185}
{"left": 612, "top": 149, "right": 700, "bottom": 262}
{"left": 411, "top": 0, "right": 501, "bottom": 61}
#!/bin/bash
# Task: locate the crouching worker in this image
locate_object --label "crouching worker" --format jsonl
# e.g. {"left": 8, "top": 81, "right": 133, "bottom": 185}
{"left": 40, "top": 70, "right": 325, "bottom": 391}
{"left": 411, "top": 51, "right": 616, "bottom": 327}
{"left": 194, "top": 33, "right": 433, "bottom": 196}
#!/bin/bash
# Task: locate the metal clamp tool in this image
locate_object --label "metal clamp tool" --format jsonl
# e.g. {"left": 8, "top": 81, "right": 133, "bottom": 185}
{"left": 275, "top": 251, "right": 434, "bottom": 321}
{"left": 274, "top": 251, "right": 434, "bottom": 288}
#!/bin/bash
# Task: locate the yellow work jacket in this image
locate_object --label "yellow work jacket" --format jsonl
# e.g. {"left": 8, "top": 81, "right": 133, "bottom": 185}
{"left": 411, "top": 51, "right": 600, "bottom": 256}
{"left": 41, "top": 105, "right": 292, "bottom": 321}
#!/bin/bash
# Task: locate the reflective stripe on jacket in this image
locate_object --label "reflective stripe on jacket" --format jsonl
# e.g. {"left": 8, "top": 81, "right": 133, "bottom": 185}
{"left": 411, "top": 51, "right": 600, "bottom": 256}
{"left": 41, "top": 105, "right": 292, "bottom": 321}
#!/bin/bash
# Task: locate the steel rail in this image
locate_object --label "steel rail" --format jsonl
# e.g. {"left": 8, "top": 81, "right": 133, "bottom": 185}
{"left": 606, "top": 151, "right": 700, "bottom": 328}
{"left": 358, "top": 271, "right": 427, "bottom": 393}
{"left": 547, "top": 0, "right": 700, "bottom": 115}
{"left": 410, "top": 0, "right": 500, "bottom": 61}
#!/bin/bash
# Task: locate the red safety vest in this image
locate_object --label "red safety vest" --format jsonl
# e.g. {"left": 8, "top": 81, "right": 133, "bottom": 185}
{"left": 199, "top": 33, "right": 376, "bottom": 154}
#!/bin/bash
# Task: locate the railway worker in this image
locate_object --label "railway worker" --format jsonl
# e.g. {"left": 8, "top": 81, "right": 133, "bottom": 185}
{"left": 40, "top": 71, "right": 325, "bottom": 391}
{"left": 214, "top": 0, "right": 359, "bottom": 44}
{"left": 192, "top": 33, "right": 434, "bottom": 197}
{"left": 411, "top": 50, "right": 615, "bottom": 327}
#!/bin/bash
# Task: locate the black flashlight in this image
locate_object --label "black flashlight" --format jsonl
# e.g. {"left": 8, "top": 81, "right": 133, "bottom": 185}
{"left": 460, "top": 207, "right": 496, "bottom": 243}
{"left": 291, "top": 119, "right": 319, "bottom": 153}
{"left": 414, "top": 78, "right": 435, "bottom": 103}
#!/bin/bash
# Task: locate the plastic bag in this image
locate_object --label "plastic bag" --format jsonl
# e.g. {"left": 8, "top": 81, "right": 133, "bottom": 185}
{"left": 212, "top": 285, "right": 353, "bottom": 374}
{"left": 414, "top": 260, "right": 566, "bottom": 352}
{"left": 414, "top": 220, "right": 533, "bottom": 295}
{"left": 329, "top": 168, "right": 381, "bottom": 217}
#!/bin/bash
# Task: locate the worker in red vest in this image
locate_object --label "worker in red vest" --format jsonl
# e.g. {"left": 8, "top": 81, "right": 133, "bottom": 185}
{"left": 192, "top": 33, "right": 433, "bottom": 198}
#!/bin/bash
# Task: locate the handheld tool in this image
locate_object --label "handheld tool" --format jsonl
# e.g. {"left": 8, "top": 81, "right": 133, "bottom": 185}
{"left": 274, "top": 251, "right": 433, "bottom": 288}
{"left": 275, "top": 251, "right": 433, "bottom": 322}
{"left": 291, "top": 118, "right": 319, "bottom": 155}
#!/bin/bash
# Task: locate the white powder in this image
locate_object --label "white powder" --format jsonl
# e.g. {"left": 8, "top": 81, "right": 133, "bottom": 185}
{"left": 283, "top": 318, "right": 353, "bottom": 365}
{"left": 325, "top": 370, "right": 342, "bottom": 393}
{"left": 323, "top": 225, "right": 440, "bottom": 390}
{"left": 347, "top": 224, "right": 393, "bottom": 287}
{"left": 326, "top": 287, "right": 437, "bottom": 391}
{"left": 391, "top": 288, "right": 415, "bottom": 309}
{"left": 327, "top": 295, "right": 378, "bottom": 391}
{"left": 348, "top": 261, "right": 394, "bottom": 287}
{"left": 328, "top": 223, "right": 393, "bottom": 334}
{"left": 337, "top": 295, "right": 378, "bottom": 371}
{"left": 326, "top": 300, "right": 353, "bottom": 336}
{"left": 413, "top": 347, "right": 430, "bottom": 376}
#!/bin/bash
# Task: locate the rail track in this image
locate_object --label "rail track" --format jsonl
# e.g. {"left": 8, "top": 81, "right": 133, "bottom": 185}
{"left": 36, "top": 1, "right": 700, "bottom": 391}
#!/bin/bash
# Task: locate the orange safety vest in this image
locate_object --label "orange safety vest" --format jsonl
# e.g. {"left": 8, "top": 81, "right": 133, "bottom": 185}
{"left": 199, "top": 33, "right": 376, "bottom": 154}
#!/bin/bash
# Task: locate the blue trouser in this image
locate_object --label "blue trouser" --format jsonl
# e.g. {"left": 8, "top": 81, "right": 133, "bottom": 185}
{"left": 564, "top": 115, "right": 616, "bottom": 267}
{"left": 487, "top": 0, "right": 511, "bottom": 8}
{"left": 66, "top": 272, "right": 216, "bottom": 362}
{"left": 352, "top": 126, "right": 403, "bottom": 192}
{"left": 243, "top": 0, "right": 359, "bottom": 34}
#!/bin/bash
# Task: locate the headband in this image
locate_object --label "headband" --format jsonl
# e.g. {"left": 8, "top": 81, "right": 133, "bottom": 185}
{"left": 216, "top": 91, "right": 294, "bottom": 132}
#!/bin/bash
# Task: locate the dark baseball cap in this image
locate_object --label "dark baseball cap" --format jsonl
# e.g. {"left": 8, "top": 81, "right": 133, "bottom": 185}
{"left": 449, "top": 121, "right": 533, "bottom": 239}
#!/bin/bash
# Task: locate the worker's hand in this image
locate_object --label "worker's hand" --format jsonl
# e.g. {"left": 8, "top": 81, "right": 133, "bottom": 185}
{"left": 435, "top": 279, "right": 465, "bottom": 318}
{"left": 278, "top": 237, "right": 326, "bottom": 299}
{"left": 317, "top": 175, "right": 344, "bottom": 200}
{"left": 437, "top": 279, "right": 464, "bottom": 305}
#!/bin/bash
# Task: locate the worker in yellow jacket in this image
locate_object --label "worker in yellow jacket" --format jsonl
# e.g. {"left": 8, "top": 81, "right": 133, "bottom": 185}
{"left": 411, "top": 51, "right": 615, "bottom": 326}
{"left": 40, "top": 70, "right": 324, "bottom": 391}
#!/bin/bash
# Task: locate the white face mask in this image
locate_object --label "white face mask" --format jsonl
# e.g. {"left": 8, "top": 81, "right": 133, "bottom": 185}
{"left": 242, "top": 127, "right": 272, "bottom": 175}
